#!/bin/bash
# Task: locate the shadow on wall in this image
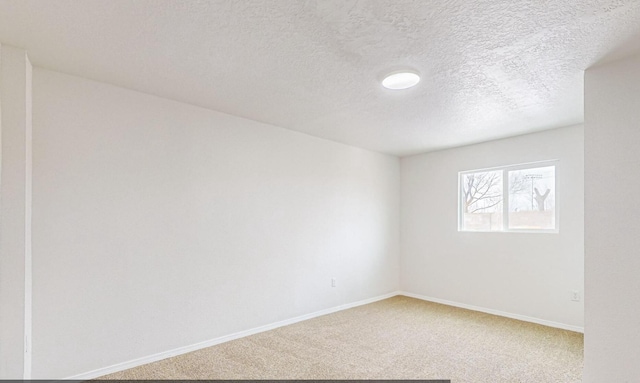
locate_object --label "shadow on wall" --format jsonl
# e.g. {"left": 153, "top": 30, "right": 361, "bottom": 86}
{"left": 591, "top": 29, "right": 640, "bottom": 67}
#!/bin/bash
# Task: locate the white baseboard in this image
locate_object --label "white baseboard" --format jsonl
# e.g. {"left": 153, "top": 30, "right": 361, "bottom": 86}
{"left": 399, "top": 291, "right": 584, "bottom": 333}
{"left": 66, "top": 290, "right": 582, "bottom": 380}
{"left": 65, "top": 291, "right": 402, "bottom": 380}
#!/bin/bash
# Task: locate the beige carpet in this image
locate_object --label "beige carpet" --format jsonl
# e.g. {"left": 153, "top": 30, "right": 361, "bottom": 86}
{"left": 100, "top": 296, "right": 583, "bottom": 382}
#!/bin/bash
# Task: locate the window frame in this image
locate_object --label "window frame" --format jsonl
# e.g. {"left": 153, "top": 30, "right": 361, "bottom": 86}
{"left": 458, "top": 160, "right": 559, "bottom": 234}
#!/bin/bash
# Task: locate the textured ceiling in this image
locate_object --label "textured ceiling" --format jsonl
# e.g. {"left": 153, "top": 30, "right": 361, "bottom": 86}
{"left": 1, "top": 0, "right": 639, "bottom": 156}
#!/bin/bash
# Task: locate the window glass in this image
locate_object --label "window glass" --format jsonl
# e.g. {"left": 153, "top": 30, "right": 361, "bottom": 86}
{"left": 459, "top": 162, "right": 557, "bottom": 233}
{"left": 508, "top": 166, "right": 555, "bottom": 230}
{"left": 461, "top": 170, "right": 503, "bottom": 231}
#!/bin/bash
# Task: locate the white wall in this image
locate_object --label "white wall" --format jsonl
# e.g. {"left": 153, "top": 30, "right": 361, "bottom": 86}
{"left": 31, "top": 69, "right": 400, "bottom": 379}
{"left": 0, "top": 44, "right": 32, "bottom": 379}
{"left": 584, "top": 54, "right": 640, "bottom": 382}
{"left": 401, "top": 125, "right": 584, "bottom": 329}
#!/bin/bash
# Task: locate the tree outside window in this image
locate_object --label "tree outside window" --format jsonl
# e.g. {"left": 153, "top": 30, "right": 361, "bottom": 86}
{"left": 459, "top": 162, "right": 557, "bottom": 232}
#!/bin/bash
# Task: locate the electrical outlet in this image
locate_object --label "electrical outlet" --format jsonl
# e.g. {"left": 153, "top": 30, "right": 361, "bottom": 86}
{"left": 331, "top": 278, "right": 336, "bottom": 287}
{"left": 571, "top": 290, "right": 581, "bottom": 302}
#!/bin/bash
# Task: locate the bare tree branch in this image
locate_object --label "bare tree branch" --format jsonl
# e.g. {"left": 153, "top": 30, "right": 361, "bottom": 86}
{"left": 463, "top": 171, "right": 502, "bottom": 213}
{"left": 534, "top": 187, "right": 551, "bottom": 211}
{"left": 469, "top": 198, "right": 502, "bottom": 213}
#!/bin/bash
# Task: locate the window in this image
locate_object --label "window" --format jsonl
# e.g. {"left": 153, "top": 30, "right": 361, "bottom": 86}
{"left": 459, "top": 161, "right": 557, "bottom": 232}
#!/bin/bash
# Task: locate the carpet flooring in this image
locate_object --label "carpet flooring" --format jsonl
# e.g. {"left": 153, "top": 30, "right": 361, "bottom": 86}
{"left": 100, "top": 296, "right": 583, "bottom": 382}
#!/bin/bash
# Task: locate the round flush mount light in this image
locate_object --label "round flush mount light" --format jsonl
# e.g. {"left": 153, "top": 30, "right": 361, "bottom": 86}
{"left": 381, "top": 70, "right": 420, "bottom": 90}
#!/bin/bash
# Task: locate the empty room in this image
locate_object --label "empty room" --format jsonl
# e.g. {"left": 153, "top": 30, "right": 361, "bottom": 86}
{"left": 1, "top": 1, "right": 639, "bottom": 382}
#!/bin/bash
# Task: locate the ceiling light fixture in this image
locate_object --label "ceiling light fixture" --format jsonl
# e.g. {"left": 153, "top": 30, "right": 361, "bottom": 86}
{"left": 381, "top": 70, "right": 420, "bottom": 90}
